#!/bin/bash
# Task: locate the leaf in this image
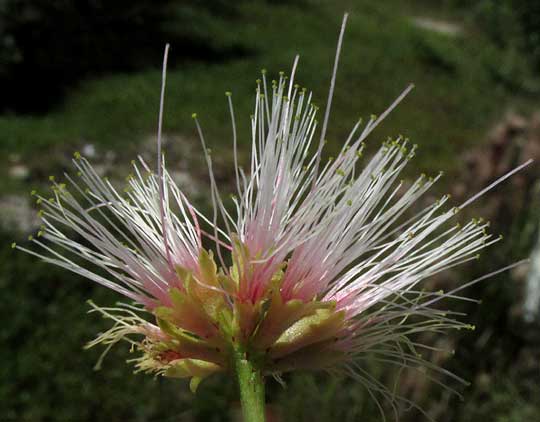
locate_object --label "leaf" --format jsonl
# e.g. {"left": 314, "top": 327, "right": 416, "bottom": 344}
{"left": 164, "top": 358, "right": 222, "bottom": 392}
{"left": 190, "top": 377, "right": 202, "bottom": 393}
{"left": 251, "top": 290, "right": 335, "bottom": 350}
{"left": 268, "top": 308, "right": 346, "bottom": 359}
{"left": 199, "top": 249, "right": 218, "bottom": 287}
{"left": 231, "top": 235, "right": 249, "bottom": 287}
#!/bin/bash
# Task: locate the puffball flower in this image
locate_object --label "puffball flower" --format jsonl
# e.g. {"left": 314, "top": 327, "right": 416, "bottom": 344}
{"left": 16, "top": 15, "right": 530, "bottom": 422}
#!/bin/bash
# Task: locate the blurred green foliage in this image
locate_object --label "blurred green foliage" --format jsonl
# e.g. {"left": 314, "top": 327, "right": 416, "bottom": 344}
{"left": 2, "top": 0, "right": 540, "bottom": 421}
{"left": 2, "top": 0, "right": 538, "bottom": 184}
{"left": 463, "top": 0, "right": 540, "bottom": 77}
{"left": 0, "top": 0, "right": 254, "bottom": 113}
{"left": 460, "top": 377, "right": 540, "bottom": 422}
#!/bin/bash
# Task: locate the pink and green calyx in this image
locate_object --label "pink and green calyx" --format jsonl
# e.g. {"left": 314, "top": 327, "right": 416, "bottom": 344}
{"left": 135, "top": 242, "right": 346, "bottom": 392}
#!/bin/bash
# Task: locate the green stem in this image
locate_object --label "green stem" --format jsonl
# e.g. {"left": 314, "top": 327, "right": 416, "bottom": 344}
{"left": 234, "top": 351, "right": 266, "bottom": 422}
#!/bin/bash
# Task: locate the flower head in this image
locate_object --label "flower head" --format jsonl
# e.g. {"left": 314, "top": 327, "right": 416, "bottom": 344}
{"left": 17, "top": 15, "right": 531, "bottom": 415}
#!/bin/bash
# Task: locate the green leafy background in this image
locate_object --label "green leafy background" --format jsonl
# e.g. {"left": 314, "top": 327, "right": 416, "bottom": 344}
{"left": 1, "top": 0, "right": 539, "bottom": 420}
